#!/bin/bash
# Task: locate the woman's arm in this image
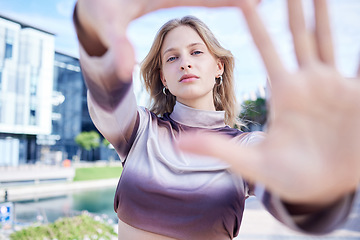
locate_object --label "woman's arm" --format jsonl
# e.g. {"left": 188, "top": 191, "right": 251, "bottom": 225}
{"left": 73, "top": 1, "right": 137, "bottom": 160}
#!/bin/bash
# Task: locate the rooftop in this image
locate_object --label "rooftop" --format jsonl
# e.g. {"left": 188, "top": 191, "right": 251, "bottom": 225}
{"left": 0, "top": 13, "right": 55, "bottom": 36}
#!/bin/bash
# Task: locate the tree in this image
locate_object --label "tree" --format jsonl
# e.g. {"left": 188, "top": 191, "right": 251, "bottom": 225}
{"left": 75, "top": 131, "right": 100, "bottom": 161}
{"left": 240, "top": 97, "right": 267, "bottom": 131}
{"left": 102, "top": 138, "right": 111, "bottom": 148}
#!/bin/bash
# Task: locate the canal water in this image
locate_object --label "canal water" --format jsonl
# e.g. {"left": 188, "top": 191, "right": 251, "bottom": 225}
{"left": 13, "top": 187, "right": 118, "bottom": 225}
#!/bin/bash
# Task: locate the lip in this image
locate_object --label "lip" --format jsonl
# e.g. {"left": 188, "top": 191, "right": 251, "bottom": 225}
{"left": 179, "top": 74, "right": 199, "bottom": 83}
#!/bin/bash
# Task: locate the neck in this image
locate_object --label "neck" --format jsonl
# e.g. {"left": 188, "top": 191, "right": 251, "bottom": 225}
{"left": 170, "top": 101, "right": 226, "bottom": 128}
{"left": 177, "top": 93, "right": 216, "bottom": 111}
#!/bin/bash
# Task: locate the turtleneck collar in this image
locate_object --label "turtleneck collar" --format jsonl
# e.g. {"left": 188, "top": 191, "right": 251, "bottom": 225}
{"left": 169, "top": 101, "right": 226, "bottom": 129}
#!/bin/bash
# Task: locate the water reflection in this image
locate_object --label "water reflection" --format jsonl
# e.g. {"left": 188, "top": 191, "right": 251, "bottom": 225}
{"left": 14, "top": 187, "right": 117, "bottom": 225}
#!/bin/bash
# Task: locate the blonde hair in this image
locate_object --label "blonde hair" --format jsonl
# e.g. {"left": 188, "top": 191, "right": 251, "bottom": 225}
{"left": 141, "top": 16, "right": 240, "bottom": 127}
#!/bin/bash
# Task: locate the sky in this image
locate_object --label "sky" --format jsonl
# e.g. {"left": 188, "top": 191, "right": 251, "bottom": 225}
{"left": 0, "top": 0, "right": 360, "bottom": 101}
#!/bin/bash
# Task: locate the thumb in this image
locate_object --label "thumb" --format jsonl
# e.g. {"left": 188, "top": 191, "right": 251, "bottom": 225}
{"left": 177, "top": 131, "right": 265, "bottom": 183}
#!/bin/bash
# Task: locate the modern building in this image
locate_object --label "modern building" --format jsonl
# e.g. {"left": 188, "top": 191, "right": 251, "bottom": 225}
{"left": 0, "top": 15, "right": 149, "bottom": 166}
{"left": 50, "top": 51, "right": 105, "bottom": 162}
{"left": 0, "top": 15, "right": 55, "bottom": 166}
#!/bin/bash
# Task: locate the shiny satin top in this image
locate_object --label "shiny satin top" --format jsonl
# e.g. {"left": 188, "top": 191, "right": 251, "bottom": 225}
{"left": 113, "top": 101, "right": 260, "bottom": 240}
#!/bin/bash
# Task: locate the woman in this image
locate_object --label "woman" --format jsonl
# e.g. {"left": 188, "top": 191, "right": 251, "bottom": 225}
{"left": 74, "top": 0, "right": 359, "bottom": 239}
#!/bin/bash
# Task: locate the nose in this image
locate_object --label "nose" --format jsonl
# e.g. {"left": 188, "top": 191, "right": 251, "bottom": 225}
{"left": 181, "top": 64, "right": 191, "bottom": 70}
{"left": 180, "top": 56, "right": 192, "bottom": 70}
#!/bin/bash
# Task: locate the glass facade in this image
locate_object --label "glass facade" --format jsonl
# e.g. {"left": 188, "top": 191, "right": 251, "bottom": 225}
{"left": 51, "top": 52, "right": 120, "bottom": 161}
{"left": 51, "top": 52, "right": 101, "bottom": 161}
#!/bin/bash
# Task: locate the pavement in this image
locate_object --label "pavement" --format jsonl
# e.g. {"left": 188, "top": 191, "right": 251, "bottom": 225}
{"left": 0, "top": 165, "right": 75, "bottom": 184}
{"left": 236, "top": 196, "right": 360, "bottom": 240}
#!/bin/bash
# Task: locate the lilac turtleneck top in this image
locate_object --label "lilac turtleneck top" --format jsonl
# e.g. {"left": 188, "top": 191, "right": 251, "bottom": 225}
{"left": 113, "top": 101, "right": 257, "bottom": 240}
{"left": 73, "top": 6, "right": 355, "bottom": 239}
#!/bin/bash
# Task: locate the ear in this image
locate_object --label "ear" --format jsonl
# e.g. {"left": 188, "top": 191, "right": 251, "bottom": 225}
{"left": 216, "top": 59, "right": 224, "bottom": 77}
{"left": 160, "top": 70, "right": 167, "bottom": 86}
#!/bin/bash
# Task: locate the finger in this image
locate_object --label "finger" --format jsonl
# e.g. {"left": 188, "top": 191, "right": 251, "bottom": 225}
{"left": 159, "top": 0, "right": 261, "bottom": 10}
{"left": 240, "top": 2, "right": 287, "bottom": 82}
{"left": 313, "top": 0, "right": 335, "bottom": 66}
{"left": 177, "top": 132, "right": 265, "bottom": 184}
{"left": 265, "top": 76, "right": 276, "bottom": 124}
{"left": 287, "top": 0, "right": 317, "bottom": 66}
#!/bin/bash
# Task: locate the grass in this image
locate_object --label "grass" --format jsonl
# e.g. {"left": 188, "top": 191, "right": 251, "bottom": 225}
{"left": 73, "top": 166, "right": 123, "bottom": 181}
{"left": 10, "top": 214, "right": 117, "bottom": 240}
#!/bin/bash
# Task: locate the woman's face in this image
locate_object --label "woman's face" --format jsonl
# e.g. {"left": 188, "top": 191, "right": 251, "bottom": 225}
{"left": 160, "top": 26, "right": 223, "bottom": 110}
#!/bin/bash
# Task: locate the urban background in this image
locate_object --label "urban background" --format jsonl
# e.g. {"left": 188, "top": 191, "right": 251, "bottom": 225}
{"left": 0, "top": 1, "right": 359, "bottom": 239}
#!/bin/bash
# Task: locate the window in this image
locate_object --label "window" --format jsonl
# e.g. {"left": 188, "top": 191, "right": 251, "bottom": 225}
{"left": 38, "top": 39, "right": 43, "bottom": 67}
{"left": 29, "top": 109, "right": 36, "bottom": 126}
{"left": 0, "top": 101, "right": 2, "bottom": 123}
{"left": 5, "top": 29, "right": 14, "bottom": 60}
{"left": 28, "top": 100, "right": 37, "bottom": 126}
{"left": 30, "top": 67, "right": 38, "bottom": 96}
{"left": 15, "top": 102, "right": 24, "bottom": 125}
{"left": 5, "top": 43, "right": 13, "bottom": 59}
{"left": 0, "top": 70, "right": 2, "bottom": 91}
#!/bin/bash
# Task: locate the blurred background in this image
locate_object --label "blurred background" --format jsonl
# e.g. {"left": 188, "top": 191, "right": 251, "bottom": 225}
{"left": 0, "top": 0, "right": 359, "bottom": 239}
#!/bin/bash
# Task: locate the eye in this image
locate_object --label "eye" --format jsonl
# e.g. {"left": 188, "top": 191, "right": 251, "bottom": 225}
{"left": 166, "top": 56, "right": 177, "bottom": 62}
{"left": 192, "top": 50, "right": 203, "bottom": 55}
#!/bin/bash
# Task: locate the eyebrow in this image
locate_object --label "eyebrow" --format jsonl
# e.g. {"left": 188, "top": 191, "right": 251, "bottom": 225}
{"left": 162, "top": 42, "right": 205, "bottom": 57}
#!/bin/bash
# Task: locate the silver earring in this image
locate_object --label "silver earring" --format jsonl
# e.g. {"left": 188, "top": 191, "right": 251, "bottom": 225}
{"left": 216, "top": 75, "right": 223, "bottom": 85}
{"left": 163, "top": 86, "right": 167, "bottom": 96}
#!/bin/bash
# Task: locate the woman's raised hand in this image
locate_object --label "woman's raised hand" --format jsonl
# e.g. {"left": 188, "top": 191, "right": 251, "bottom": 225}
{"left": 76, "top": 0, "right": 259, "bottom": 46}
{"left": 75, "top": 0, "right": 259, "bottom": 80}
{"left": 179, "top": 0, "right": 360, "bottom": 207}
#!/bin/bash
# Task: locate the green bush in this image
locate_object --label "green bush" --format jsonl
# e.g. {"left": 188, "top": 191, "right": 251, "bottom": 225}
{"left": 10, "top": 214, "right": 117, "bottom": 240}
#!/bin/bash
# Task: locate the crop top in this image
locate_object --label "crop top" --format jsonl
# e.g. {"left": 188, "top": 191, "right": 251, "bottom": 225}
{"left": 113, "top": 101, "right": 258, "bottom": 240}
{"left": 74, "top": 8, "right": 355, "bottom": 239}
